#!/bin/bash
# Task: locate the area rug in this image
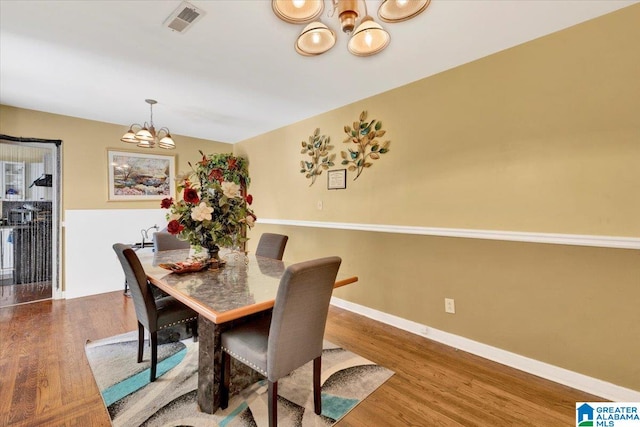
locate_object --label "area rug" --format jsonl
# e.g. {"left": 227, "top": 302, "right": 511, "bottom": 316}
{"left": 86, "top": 330, "right": 393, "bottom": 427}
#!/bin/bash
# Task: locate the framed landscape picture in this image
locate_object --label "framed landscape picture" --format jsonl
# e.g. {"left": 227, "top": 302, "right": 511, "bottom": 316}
{"left": 107, "top": 150, "right": 175, "bottom": 201}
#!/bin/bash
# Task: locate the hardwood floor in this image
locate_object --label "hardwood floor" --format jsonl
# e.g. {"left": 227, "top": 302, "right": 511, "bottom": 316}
{"left": 0, "top": 291, "right": 603, "bottom": 426}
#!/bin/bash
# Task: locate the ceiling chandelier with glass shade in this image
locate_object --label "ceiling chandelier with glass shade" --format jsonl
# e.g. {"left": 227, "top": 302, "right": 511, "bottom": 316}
{"left": 120, "top": 99, "right": 176, "bottom": 149}
{"left": 272, "top": 0, "right": 431, "bottom": 57}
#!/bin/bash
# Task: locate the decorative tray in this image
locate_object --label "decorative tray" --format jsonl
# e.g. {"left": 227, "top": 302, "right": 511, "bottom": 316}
{"left": 158, "top": 260, "right": 216, "bottom": 273}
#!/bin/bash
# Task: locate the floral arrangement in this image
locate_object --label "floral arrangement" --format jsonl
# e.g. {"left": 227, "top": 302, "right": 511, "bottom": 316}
{"left": 161, "top": 151, "right": 256, "bottom": 254}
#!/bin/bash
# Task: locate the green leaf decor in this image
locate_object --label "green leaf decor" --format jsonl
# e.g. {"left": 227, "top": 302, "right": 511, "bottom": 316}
{"left": 300, "top": 128, "right": 335, "bottom": 186}
{"left": 340, "top": 111, "right": 391, "bottom": 180}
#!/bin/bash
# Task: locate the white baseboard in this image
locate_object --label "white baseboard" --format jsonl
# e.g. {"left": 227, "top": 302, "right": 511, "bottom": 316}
{"left": 330, "top": 297, "right": 640, "bottom": 402}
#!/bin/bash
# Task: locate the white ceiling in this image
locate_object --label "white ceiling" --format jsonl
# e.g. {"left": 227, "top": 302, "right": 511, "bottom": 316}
{"left": 0, "top": 0, "right": 636, "bottom": 144}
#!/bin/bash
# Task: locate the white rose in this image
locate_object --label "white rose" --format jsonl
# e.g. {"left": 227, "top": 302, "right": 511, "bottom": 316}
{"left": 191, "top": 202, "right": 214, "bottom": 221}
{"left": 221, "top": 181, "right": 241, "bottom": 199}
{"left": 245, "top": 215, "right": 255, "bottom": 227}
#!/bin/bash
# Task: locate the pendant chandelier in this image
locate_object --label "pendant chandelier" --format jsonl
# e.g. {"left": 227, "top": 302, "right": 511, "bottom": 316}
{"left": 272, "top": 0, "right": 431, "bottom": 57}
{"left": 120, "top": 99, "right": 176, "bottom": 149}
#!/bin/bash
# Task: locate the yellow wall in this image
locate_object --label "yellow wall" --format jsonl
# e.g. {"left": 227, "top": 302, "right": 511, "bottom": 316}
{"left": 0, "top": 105, "right": 233, "bottom": 212}
{"left": 237, "top": 5, "right": 640, "bottom": 391}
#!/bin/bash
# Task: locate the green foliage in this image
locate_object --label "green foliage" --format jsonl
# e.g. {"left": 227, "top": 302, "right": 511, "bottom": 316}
{"left": 340, "top": 111, "right": 391, "bottom": 180}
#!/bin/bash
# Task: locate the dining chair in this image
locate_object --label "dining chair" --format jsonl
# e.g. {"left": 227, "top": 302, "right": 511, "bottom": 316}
{"left": 153, "top": 231, "right": 190, "bottom": 252}
{"left": 220, "top": 256, "right": 342, "bottom": 426}
{"left": 113, "top": 243, "right": 199, "bottom": 382}
{"left": 255, "top": 233, "right": 289, "bottom": 260}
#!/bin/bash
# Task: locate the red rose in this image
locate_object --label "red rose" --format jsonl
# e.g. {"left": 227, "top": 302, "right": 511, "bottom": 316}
{"left": 245, "top": 194, "right": 253, "bottom": 205}
{"left": 228, "top": 157, "right": 237, "bottom": 170}
{"left": 183, "top": 188, "right": 200, "bottom": 204}
{"left": 166, "top": 220, "right": 184, "bottom": 235}
{"left": 160, "top": 197, "right": 173, "bottom": 209}
{"left": 209, "top": 168, "right": 224, "bottom": 183}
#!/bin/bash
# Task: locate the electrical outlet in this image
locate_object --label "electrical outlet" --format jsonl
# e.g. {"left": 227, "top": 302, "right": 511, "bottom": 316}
{"left": 445, "top": 298, "right": 455, "bottom": 314}
{"left": 316, "top": 200, "right": 323, "bottom": 210}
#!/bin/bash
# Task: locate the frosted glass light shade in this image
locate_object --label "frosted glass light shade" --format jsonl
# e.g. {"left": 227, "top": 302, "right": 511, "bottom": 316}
{"left": 120, "top": 128, "right": 138, "bottom": 143}
{"left": 136, "top": 139, "right": 155, "bottom": 149}
{"left": 135, "top": 127, "right": 154, "bottom": 142}
{"left": 272, "top": 0, "right": 324, "bottom": 24}
{"left": 378, "top": 0, "right": 430, "bottom": 22}
{"left": 158, "top": 134, "right": 176, "bottom": 149}
{"left": 347, "top": 17, "right": 390, "bottom": 57}
{"left": 295, "top": 22, "right": 336, "bottom": 56}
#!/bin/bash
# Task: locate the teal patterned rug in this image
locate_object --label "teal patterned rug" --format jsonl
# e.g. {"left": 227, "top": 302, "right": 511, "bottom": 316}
{"left": 86, "top": 331, "right": 393, "bottom": 427}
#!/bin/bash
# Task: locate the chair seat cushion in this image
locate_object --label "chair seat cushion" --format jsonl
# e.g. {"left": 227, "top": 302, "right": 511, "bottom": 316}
{"left": 156, "top": 296, "right": 198, "bottom": 329}
{"left": 221, "top": 315, "right": 271, "bottom": 376}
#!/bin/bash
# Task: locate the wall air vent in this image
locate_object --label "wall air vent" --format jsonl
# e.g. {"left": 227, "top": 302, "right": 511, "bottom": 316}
{"left": 163, "top": 1, "right": 206, "bottom": 34}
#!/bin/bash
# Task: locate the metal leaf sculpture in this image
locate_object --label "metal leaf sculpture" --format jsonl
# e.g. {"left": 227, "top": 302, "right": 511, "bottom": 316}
{"left": 300, "top": 128, "right": 335, "bottom": 186}
{"left": 340, "top": 111, "right": 391, "bottom": 180}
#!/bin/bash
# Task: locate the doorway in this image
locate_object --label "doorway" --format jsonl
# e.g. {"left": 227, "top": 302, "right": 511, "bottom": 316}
{"left": 0, "top": 135, "right": 61, "bottom": 307}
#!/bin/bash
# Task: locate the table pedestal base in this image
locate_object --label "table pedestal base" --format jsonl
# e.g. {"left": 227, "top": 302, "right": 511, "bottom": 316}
{"left": 196, "top": 316, "right": 266, "bottom": 414}
{"left": 197, "top": 316, "right": 221, "bottom": 414}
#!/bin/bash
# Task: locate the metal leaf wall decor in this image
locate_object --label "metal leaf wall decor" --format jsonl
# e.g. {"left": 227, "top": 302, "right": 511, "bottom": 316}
{"left": 300, "top": 128, "right": 335, "bottom": 186}
{"left": 340, "top": 111, "right": 391, "bottom": 180}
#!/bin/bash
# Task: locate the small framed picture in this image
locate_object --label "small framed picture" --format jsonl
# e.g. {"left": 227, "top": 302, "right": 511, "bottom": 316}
{"left": 107, "top": 150, "right": 175, "bottom": 201}
{"left": 327, "top": 169, "right": 347, "bottom": 190}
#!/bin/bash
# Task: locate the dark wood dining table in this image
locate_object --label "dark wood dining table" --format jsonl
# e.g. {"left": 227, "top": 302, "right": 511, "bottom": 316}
{"left": 138, "top": 248, "right": 358, "bottom": 414}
